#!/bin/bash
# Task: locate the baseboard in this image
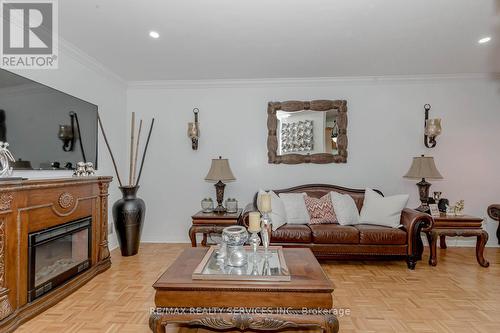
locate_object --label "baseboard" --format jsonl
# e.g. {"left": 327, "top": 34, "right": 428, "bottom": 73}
{"left": 140, "top": 238, "right": 500, "bottom": 248}
{"left": 139, "top": 236, "right": 500, "bottom": 248}
{"left": 113, "top": 236, "right": 500, "bottom": 249}
{"left": 108, "top": 232, "right": 119, "bottom": 251}
{"left": 108, "top": 242, "right": 119, "bottom": 251}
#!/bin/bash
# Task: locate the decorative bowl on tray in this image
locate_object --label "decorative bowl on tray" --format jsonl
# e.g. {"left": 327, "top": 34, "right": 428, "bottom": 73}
{"left": 222, "top": 226, "right": 248, "bottom": 267}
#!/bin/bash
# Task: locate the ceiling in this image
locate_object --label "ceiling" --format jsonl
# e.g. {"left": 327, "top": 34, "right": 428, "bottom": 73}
{"left": 59, "top": 0, "right": 500, "bottom": 81}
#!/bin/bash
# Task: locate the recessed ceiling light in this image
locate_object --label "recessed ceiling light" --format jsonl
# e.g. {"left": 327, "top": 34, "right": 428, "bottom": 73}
{"left": 149, "top": 31, "right": 160, "bottom": 39}
{"left": 478, "top": 36, "right": 491, "bottom": 44}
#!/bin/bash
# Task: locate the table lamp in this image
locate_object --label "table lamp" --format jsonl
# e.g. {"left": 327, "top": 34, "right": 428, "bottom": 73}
{"left": 403, "top": 155, "right": 443, "bottom": 213}
{"left": 205, "top": 156, "right": 236, "bottom": 213}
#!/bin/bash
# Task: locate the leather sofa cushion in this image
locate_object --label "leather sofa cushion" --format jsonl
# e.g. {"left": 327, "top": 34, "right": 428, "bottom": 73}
{"left": 355, "top": 224, "right": 407, "bottom": 245}
{"left": 272, "top": 224, "right": 312, "bottom": 243}
{"left": 309, "top": 224, "right": 359, "bottom": 244}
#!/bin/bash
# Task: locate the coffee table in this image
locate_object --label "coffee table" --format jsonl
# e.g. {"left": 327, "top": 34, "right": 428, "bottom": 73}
{"left": 150, "top": 247, "right": 338, "bottom": 333}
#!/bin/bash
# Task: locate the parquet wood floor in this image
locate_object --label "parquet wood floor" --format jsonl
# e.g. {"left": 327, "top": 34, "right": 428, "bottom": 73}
{"left": 16, "top": 243, "right": 500, "bottom": 333}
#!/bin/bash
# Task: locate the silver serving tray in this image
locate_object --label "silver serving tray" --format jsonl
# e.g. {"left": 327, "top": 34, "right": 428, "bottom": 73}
{"left": 192, "top": 246, "right": 291, "bottom": 282}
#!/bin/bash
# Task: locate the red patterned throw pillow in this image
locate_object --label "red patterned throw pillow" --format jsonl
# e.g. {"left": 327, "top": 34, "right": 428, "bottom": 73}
{"left": 304, "top": 194, "right": 337, "bottom": 224}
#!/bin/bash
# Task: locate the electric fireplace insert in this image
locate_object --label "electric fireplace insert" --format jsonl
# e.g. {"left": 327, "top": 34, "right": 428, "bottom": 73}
{"left": 28, "top": 217, "right": 92, "bottom": 302}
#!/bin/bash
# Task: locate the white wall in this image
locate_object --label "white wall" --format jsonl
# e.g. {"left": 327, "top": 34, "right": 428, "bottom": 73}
{"left": 8, "top": 40, "right": 128, "bottom": 250}
{"left": 127, "top": 75, "right": 500, "bottom": 246}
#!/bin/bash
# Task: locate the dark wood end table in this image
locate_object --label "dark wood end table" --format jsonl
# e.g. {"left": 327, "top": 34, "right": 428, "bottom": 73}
{"left": 189, "top": 209, "right": 242, "bottom": 247}
{"left": 426, "top": 214, "right": 489, "bottom": 267}
{"left": 150, "top": 247, "right": 338, "bottom": 333}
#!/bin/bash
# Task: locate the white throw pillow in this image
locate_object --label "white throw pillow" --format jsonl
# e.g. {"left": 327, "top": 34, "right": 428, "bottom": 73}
{"left": 330, "top": 192, "right": 360, "bottom": 226}
{"left": 359, "top": 188, "right": 409, "bottom": 228}
{"left": 257, "top": 190, "right": 287, "bottom": 229}
{"left": 278, "top": 193, "right": 309, "bottom": 225}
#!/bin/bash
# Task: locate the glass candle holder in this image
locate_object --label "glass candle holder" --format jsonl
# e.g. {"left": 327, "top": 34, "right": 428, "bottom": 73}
{"left": 201, "top": 198, "right": 214, "bottom": 213}
{"left": 225, "top": 198, "right": 238, "bottom": 213}
{"left": 260, "top": 212, "right": 272, "bottom": 256}
{"left": 248, "top": 230, "right": 261, "bottom": 260}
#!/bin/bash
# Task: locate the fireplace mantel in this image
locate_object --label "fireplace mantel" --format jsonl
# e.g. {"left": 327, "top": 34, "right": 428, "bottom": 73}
{"left": 0, "top": 176, "right": 112, "bottom": 332}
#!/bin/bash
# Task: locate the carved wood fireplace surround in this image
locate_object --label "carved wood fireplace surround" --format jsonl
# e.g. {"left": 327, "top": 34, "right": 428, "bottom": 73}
{"left": 0, "top": 176, "right": 112, "bottom": 332}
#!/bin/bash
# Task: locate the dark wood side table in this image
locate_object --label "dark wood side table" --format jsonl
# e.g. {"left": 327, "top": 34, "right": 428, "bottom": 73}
{"left": 426, "top": 214, "right": 489, "bottom": 267}
{"left": 189, "top": 209, "right": 242, "bottom": 247}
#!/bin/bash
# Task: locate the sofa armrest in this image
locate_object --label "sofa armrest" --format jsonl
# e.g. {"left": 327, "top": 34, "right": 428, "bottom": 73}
{"left": 401, "top": 208, "right": 433, "bottom": 233}
{"left": 241, "top": 202, "right": 258, "bottom": 227}
{"left": 400, "top": 208, "right": 433, "bottom": 263}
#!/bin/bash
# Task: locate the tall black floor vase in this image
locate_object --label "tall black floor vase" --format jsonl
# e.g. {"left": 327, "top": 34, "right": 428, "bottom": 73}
{"left": 113, "top": 186, "right": 145, "bottom": 256}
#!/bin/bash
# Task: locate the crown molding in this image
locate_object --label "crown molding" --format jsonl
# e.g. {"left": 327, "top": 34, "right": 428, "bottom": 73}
{"left": 58, "top": 37, "right": 127, "bottom": 87}
{"left": 127, "top": 73, "right": 498, "bottom": 90}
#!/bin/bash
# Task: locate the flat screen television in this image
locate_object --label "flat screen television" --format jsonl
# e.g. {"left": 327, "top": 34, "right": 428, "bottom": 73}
{"left": 0, "top": 69, "right": 98, "bottom": 170}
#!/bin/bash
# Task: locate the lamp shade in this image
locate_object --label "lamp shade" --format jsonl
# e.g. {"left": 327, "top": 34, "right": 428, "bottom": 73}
{"left": 425, "top": 118, "right": 442, "bottom": 137}
{"left": 403, "top": 155, "right": 443, "bottom": 179}
{"left": 205, "top": 156, "right": 236, "bottom": 182}
{"left": 187, "top": 122, "right": 199, "bottom": 138}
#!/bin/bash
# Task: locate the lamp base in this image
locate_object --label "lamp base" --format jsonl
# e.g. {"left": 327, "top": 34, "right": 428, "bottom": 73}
{"left": 214, "top": 180, "right": 226, "bottom": 214}
{"left": 213, "top": 205, "right": 227, "bottom": 213}
{"left": 416, "top": 178, "right": 431, "bottom": 214}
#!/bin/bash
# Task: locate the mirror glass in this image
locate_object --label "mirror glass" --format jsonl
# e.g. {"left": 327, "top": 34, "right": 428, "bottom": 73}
{"left": 276, "top": 109, "right": 339, "bottom": 156}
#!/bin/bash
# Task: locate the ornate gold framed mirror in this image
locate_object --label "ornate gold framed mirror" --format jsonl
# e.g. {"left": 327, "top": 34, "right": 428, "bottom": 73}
{"left": 267, "top": 100, "right": 347, "bottom": 164}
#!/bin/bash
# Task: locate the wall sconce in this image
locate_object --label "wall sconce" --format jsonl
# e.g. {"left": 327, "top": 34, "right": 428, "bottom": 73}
{"left": 423, "top": 104, "right": 442, "bottom": 148}
{"left": 58, "top": 111, "right": 76, "bottom": 151}
{"left": 187, "top": 108, "right": 200, "bottom": 150}
{"left": 58, "top": 111, "right": 87, "bottom": 161}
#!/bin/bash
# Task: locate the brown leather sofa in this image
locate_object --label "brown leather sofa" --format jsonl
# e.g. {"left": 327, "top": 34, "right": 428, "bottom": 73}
{"left": 243, "top": 184, "right": 433, "bottom": 269}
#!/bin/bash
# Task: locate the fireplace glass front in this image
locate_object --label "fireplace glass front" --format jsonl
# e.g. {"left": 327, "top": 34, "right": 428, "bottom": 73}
{"left": 28, "top": 217, "right": 91, "bottom": 302}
